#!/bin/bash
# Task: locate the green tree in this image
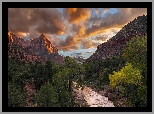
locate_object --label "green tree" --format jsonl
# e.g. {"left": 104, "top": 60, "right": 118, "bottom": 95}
{"left": 63, "top": 56, "right": 80, "bottom": 92}
{"left": 52, "top": 68, "right": 75, "bottom": 107}
{"left": 36, "top": 81, "right": 60, "bottom": 107}
{"left": 45, "top": 60, "right": 54, "bottom": 81}
{"left": 121, "top": 35, "right": 147, "bottom": 107}
{"left": 102, "top": 68, "right": 111, "bottom": 84}
{"left": 109, "top": 63, "right": 146, "bottom": 107}
{"left": 30, "top": 61, "right": 48, "bottom": 90}
{"left": 8, "top": 82, "right": 25, "bottom": 107}
{"left": 122, "top": 35, "right": 147, "bottom": 77}
{"left": 109, "top": 63, "right": 143, "bottom": 89}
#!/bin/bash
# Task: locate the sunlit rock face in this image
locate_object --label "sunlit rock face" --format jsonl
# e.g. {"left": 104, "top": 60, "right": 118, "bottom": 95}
{"left": 8, "top": 32, "right": 63, "bottom": 64}
{"left": 8, "top": 30, "right": 13, "bottom": 43}
{"left": 8, "top": 32, "right": 59, "bottom": 56}
{"left": 86, "top": 15, "right": 147, "bottom": 63}
{"left": 28, "top": 33, "right": 59, "bottom": 55}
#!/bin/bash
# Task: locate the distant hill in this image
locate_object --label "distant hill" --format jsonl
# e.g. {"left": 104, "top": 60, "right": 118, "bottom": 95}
{"left": 71, "top": 57, "right": 86, "bottom": 63}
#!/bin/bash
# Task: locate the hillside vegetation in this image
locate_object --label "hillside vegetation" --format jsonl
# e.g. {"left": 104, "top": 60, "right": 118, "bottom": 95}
{"left": 8, "top": 35, "right": 147, "bottom": 107}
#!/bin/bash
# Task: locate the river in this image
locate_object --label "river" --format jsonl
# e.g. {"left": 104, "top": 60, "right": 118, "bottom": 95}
{"left": 73, "top": 81, "right": 115, "bottom": 107}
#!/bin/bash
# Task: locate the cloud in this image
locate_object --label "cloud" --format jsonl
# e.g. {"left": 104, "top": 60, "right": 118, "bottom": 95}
{"left": 63, "top": 8, "right": 91, "bottom": 25}
{"left": 34, "top": 8, "right": 66, "bottom": 35}
{"left": 95, "top": 8, "right": 101, "bottom": 14}
{"left": 8, "top": 8, "right": 147, "bottom": 52}
{"left": 103, "top": 8, "right": 110, "bottom": 13}
{"left": 80, "top": 39, "right": 101, "bottom": 49}
{"left": 58, "top": 35, "right": 80, "bottom": 51}
{"left": 75, "top": 24, "right": 86, "bottom": 37}
{"left": 8, "top": 8, "right": 66, "bottom": 36}
{"left": 44, "top": 34, "right": 62, "bottom": 47}
{"left": 82, "top": 8, "right": 147, "bottom": 39}
{"left": 8, "top": 8, "right": 33, "bottom": 33}
{"left": 19, "top": 27, "right": 41, "bottom": 40}
{"left": 95, "top": 36, "right": 108, "bottom": 41}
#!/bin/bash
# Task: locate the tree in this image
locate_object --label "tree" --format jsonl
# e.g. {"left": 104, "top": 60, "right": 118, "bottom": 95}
{"left": 82, "top": 56, "right": 125, "bottom": 90}
{"left": 109, "top": 63, "right": 146, "bottom": 107}
{"left": 121, "top": 35, "right": 147, "bottom": 106}
{"left": 8, "top": 82, "right": 25, "bottom": 107}
{"left": 122, "top": 35, "right": 147, "bottom": 77}
{"left": 36, "top": 81, "right": 60, "bottom": 107}
{"left": 52, "top": 68, "right": 75, "bottom": 107}
{"left": 45, "top": 60, "right": 54, "bottom": 82}
{"left": 109, "top": 63, "right": 143, "bottom": 89}
{"left": 63, "top": 56, "right": 79, "bottom": 92}
{"left": 102, "top": 68, "right": 111, "bottom": 84}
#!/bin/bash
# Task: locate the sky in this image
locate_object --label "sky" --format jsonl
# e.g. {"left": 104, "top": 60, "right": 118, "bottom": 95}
{"left": 8, "top": 8, "right": 147, "bottom": 59}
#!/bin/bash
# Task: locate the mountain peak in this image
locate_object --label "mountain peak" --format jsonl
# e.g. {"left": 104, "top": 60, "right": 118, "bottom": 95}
{"left": 38, "top": 33, "right": 45, "bottom": 39}
{"left": 41, "top": 33, "right": 44, "bottom": 36}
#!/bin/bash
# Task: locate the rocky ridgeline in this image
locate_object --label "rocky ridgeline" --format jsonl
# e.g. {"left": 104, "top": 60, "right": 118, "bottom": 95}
{"left": 8, "top": 31, "right": 64, "bottom": 64}
{"left": 26, "top": 33, "right": 58, "bottom": 56}
{"left": 86, "top": 15, "right": 147, "bottom": 63}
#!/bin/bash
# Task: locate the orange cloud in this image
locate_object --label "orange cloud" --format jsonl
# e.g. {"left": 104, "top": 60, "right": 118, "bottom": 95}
{"left": 68, "top": 8, "right": 147, "bottom": 50}
{"left": 16, "top": 32, "right": 28, "bottom": 37}
{"left": 64, "top": 8, "right": 91, "bottom": 24}
{"left": 8, "top": 8, "right": 147, "bottom": 51}
{"left": 80, "top": 39, "right": 101, "bottom": 49}
{"left": 75, "top": 24, "right": 86, "bottom": 37}
{"left": 81, "top": 8, "right": 147, "bottom": 40}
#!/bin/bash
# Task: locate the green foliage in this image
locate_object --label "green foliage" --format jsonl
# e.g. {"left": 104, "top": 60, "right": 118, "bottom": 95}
{"left": 64, "top": 56, "right": 78, "bottom": 68}
{"left": 117, "top": 35, "right": 147, "bottom": 107}
{"left": 83, "top": 56, "right": 125, "bottom": 90}
{"left": 52, "top": 67, "right": 70, "bottom": 90}
{"left": 36, "top": 82, "right": 60, "bottom": 107}
{"left": 109, "top": 63, "right": 143, "bottom": 89}
{"left": 8, "top": 82, "right": 25, "bottom": 107}
{"left": 109, "top": 63, "right": 146, "bottom": 107}
{"left": 52, "top": 67, "right": 75, "bottom": 107}
{"left": 102, "top": 68, "right": 111, "bottom": 83}
{"left": 8, "top": 59, "right": 27, "bottom": 89}
{"left": 45, "top": 60, "right": 54, "bottom": 81}
{"left": 9, "top": 35, "right": 148, "bottom": 107}
{"left": 8, "top": 55, "right": 78, "bottom": 107}
{"left": 122, "top": 35, "right": 147, "bottom": 77}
